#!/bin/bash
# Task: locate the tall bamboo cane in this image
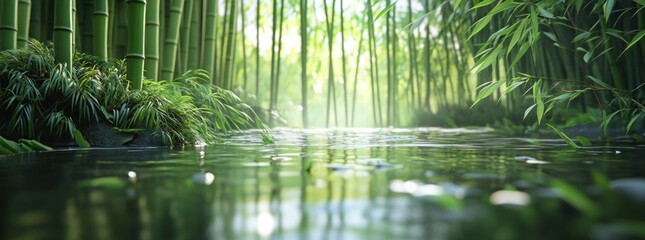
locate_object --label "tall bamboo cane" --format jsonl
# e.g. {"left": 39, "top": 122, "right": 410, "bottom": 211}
{"left": 53, "top": 0, "right": 72, "bottom": 71}
{"left": 159, "top": 0, "right": 184, "bottom": 81}
{"left": 29, "top": 0, "right": 41, "bottom": 40}
{"left": 300, "top": 0, "right": 308, "bottom": 127}
{"left": 340, "top": 0, "right": 348, "bottom": 127}
{"left": 186, "top": 0, "right": 200, "bottom": 69}
{"left": 323, "top": 0, "right": 338, "bottom": 127}
{"left": 0, "top": 0, "right": 19, "bottom": 51}
{"left": 202, "top": 0, "right": 217, "bottom": 81}
{"left": 255, "top": 0, "right": 260, "bottom": 98}
{"left": 126, "top": 0, "right": 146, "bottom": 89}
{"left": 93, "top": 0, "right": 108, "bottom": 60}
{"left": 144, "top": 0, "right": 159, "bottom": 80}
{"left": 17, "top": 0, "right": 30, "bottom": 48}
{"left": 178, "top": 0, "right": 193, "bottom": 73}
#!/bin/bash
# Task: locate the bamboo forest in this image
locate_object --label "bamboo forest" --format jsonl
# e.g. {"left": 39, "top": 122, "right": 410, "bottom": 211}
{"left": 1, "top": 0, "right": 645, "bottom": 239}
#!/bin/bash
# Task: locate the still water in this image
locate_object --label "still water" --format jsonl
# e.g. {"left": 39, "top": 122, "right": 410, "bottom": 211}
{"left": 1, "top": 128, "right": 645, "bottom": 240}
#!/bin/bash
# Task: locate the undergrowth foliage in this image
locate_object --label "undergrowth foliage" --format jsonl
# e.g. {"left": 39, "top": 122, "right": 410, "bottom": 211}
{"left": 0, "top": 40, "right": 268, "bottom": 146}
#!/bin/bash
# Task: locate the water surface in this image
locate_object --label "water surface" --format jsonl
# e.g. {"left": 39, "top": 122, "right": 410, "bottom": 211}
{"left": 1, "top": 128, "right": 644, "bottom": 240}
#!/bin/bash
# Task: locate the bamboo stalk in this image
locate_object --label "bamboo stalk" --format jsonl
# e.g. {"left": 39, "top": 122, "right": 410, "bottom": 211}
{"left": 29, "top": 0, "right": 40, "bottom": 40}
{"left": 300, "top": 0, "right": 308, "bottom": 127}
{"left": 255, "top": 0, "right": 260, "bottom": 99}
{"left": 178, "top": 0, "right": 193, "bottom": 73}
{"left": 1, "top": 0, "right": 19, "bottom": 51}
{"left": 241, "top": 0, "right": 249, "bottom": 92}
{"left": 17, "top": 0, "right": 31, "bottom": 48}
{"left": 323, "top": 0, "right": 338, "bottom": 127}
{"left": 107, "top": 0, "right": 114, "bottom": 58}
{"left": 187, "top": 0, "right": 200, "bottom": 69}
{"left": 269, "top": 0, "right": 278, "bottom": 119}
{"left": 126, "top": 0, "right": 146, "bottom": 89}
{"left": 53, "top": 0, "right": 72, "bottom": 71}
{"left": 340, "top": 0, "right": 348, "bottom": 127}
{"left": 159, "top": 0, "right": 184, "bottom": 81}
{"left": 273, "top": 0, "right": 284, "bottom": 110}
{"left": 81, "top": 1, "right": 94, "bottom": 53}
{"left": 144, "top": 0, "right": 159, "bottom": 80}
{"left": 202, "top": 0, "right": 217, "bottom": 81}
{"left": 93, "top": 0, "right": 108, "bottom": 60}
{"left": 222, "top": 0, "right": 238, "bottom": 89}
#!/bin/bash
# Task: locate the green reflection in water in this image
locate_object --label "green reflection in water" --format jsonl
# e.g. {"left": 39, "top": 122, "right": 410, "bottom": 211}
{"left": 1, "top": 128, "right": 644, "bottom": 239}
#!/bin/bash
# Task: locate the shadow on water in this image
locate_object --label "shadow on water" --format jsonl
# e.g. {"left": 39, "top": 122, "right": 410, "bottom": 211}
{"left": 1, "top": 128, "right": 645, "bottom": 239}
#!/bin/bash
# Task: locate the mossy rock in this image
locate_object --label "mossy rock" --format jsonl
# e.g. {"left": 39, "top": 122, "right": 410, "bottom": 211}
{"left": 128, "top": 129, "right": 166, "bottom": 147}
{"left": 80, "top": 122, "right": 134, "bottom": 147}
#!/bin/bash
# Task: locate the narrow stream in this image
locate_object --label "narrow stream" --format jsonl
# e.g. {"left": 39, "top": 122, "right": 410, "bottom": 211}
{"left": 1, "top": 128, "right": 644, "bottom": 239}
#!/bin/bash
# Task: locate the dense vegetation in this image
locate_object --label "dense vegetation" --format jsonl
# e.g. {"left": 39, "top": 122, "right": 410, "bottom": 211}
{"left": 0, "top": 41, "right": 267, "bottom": 147}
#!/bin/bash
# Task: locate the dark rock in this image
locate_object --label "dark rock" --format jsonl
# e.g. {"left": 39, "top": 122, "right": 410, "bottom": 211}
{"left": 80, "top": 122, "right": 133, "bottom": 147}
{"left": 128, "top": 129, "right": 166, "bottom": 147}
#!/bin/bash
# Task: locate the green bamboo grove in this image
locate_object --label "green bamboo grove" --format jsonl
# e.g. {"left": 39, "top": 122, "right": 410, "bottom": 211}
{"left": 0, "top": 0, "right": 643, "bottom": 130}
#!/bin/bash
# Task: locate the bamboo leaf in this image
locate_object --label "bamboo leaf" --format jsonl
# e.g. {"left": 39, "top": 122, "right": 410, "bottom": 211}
{"left": 620, "top": 30, "right": 645, "bottom": 57}
{"left": 533, "top": 80, "right": 544, "bottom": 124}
{"left": 634, "top": 0, "right": 645, "bottom": 6}
{"left": 575, "top": 136, "right": 592, "bottom": 146}
{"left": 587, "top": 76, "right": 612, "bottom": 89}
{"left": 626, "top": 113, "right": 643, "bottom": 132}
{"left": 405, "top": 13, "right": 429, "bottom": 31}
{"left": 575, "top": 0, "right": 583, "bottom": 12}
{"left": 604, "top": 0, "right": 616, "bottom": 22}
{"left": 18, "top": 139, "right": 53, "bottom": 151}
{"left": 573, "top": 32, "right": 591, "bottom": 43}
{"left": 537, "top": 5, "right": 554, "bottom": 18}
{"left": 472, "top": 79, "right": 506, "bottom": 106}
{"left": 524, "top": 104, "right": 536, "bottom": 119}
{"left": 507, "top": 20, "right": 526, "bottom": 54}
{"left": 374, "top": 1, "right": 397, "bottom": 22}
{"left": 606, "top": 29, "right": 627, "bottom": 43}
{"left": 543, "top": 31, "right": 557, "bottom": 42}
{"left": 502, "top": 80, "right": 527, "bottom": 97}
{"left": 469, "top": 15, "right": 493, "bottom": 39}
{"left": 530, "top": 7, "right": 539, "bottom": 41}
{"left": 72, "top": 129, "right": 91, "bottom": 148}
{"left": 0, "top": 135, "right": 23, "bottom": 154}
{"left": 489, "top": 1, "right": 515, "bottom": 15}
{"left": 472, "top": 45, "right": 502, "bottom": 74}
{"left": 470, "top": 0, "right": 496, "bottom": 11}
{"left": 583, "top": 51, "right": 592, "bottom": 63}
{"left": 547, "top": 123, "right": 580, "bottom": 148}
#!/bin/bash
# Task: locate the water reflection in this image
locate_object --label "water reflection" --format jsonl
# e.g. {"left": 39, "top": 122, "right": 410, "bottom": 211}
{"left": 1, "top": 128, "right": 644, "bottom": 239}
